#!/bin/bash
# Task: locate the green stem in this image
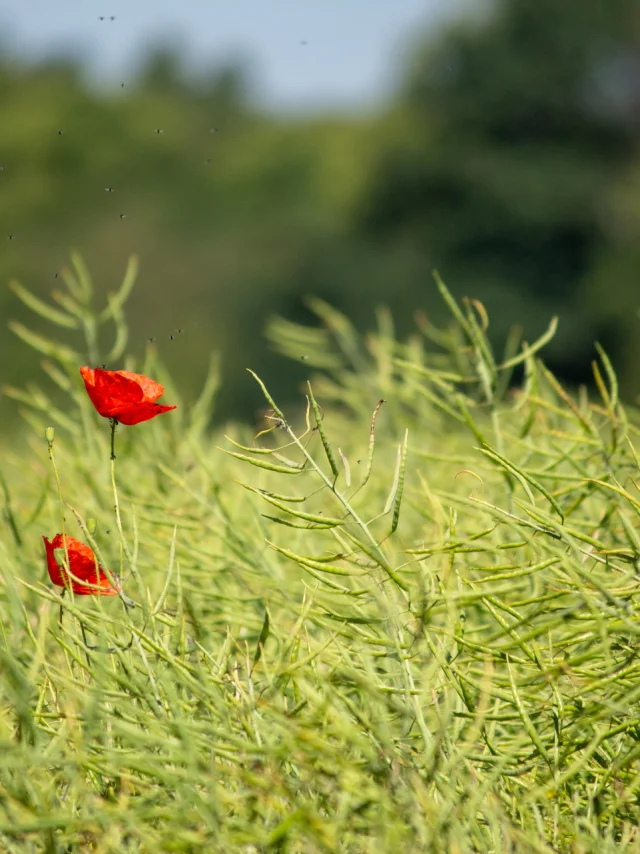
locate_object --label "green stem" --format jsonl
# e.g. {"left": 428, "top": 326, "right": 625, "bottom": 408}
{"left": 247, "top": 370, "right": 409, "bottom": 593}
{"left": 287, "top": 420, "right": 407, "bottom": 592}
{"left": 109, "top": 419, "right": 137, "bottom": 580}
{"left": 110, "top": 417, "right": 117, "bottom": 461}
{"left": 47, "top": 430, "right": 73, "bottom": 600}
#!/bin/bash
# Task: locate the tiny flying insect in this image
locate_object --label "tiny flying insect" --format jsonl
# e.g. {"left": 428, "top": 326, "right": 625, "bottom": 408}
{"left": 57, "top": 129, "right": 63, "bottom": 135}
{"left": 105, "top": 187, "right": 114, "bottom": 192}
{"left": 7, "top": 234, "right": 15, "bottom": 240}
{"left": 119, "top": 213, "right": 127, "bottom": 219}
{"left": 147, "top": 337, "right": 156, "bottom": 343}
{"left": 155, "top": 128, "right": 164, "bottom": 134}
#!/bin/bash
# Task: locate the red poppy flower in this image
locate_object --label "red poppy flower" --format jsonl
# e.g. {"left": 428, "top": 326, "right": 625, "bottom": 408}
{"left": 80, "top": 366, "right": 176, "bottom": 425}
{"left": 43, "top": 534, "right": 119, "bottom": 596}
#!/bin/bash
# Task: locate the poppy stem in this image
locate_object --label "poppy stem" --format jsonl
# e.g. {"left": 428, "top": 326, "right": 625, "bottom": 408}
{"left": 46, "top": 429, "right": 72, "bottom": 600}
{"left": 58, "top": 587, "right": 65, "bottom": 630}
{"left": 109, "top": 420, "right": 137, "bottom": 584}
{"left": 110, "top": 418, "right": 118, "bottom": 460}
{"left": 79, "top": 620, "right": 94, "bottom": 667}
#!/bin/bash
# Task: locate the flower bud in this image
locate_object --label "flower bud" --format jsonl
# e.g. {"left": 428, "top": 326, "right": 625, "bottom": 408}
{"left": 45, "top": 426, "right": 55, "bottom": 445}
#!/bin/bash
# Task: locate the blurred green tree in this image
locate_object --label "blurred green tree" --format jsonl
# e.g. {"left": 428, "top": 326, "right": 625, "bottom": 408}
{"left": 355, "top": 0, "right": 640, "bottom": 393}
{"left": 2, "top": 0, "right": 640, "bottom": 439}
{"left": 0, "top": 49, "right": 373, "bottom": 429}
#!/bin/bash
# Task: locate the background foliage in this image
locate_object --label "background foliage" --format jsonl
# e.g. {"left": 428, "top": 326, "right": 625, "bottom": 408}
{"left": 2, "top": 261, "right": 640, "bottom": 852}
{"left": 2, "top": 0, "right": 640, "bottom": 432}
{"left": 3, "top": 1, "right": 640, "bottom": 849}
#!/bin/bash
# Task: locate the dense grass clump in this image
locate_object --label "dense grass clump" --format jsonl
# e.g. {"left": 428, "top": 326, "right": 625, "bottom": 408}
{"left": 1, "top": 258, "right": 640, "bottom": 852}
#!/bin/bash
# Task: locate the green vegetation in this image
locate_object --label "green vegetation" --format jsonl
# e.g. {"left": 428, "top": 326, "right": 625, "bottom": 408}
{"left": 1, "top": 260, "right": 640, "bottom": 852}
{"left": 2, "top": 0, "right": 640, "bottom": 429}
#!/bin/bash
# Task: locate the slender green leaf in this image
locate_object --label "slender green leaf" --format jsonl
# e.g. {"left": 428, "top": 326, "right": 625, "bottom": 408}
{"left": 307, "top": 382, "right": 339, "bottom": 479}
{"left": 10, "top": 281, "right": 79, "bottom": 329}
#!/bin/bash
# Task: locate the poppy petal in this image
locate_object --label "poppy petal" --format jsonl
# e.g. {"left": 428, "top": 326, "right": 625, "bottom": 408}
{"left": 43, "top": 534, "right": 119, "bottom": 596}
{"left": 116, "top": 370, "right": 165, "bottom": 403}
{"left": 80, "top": 367, "right": 175, "bottom": 424}
{"left": 43, "top": 536, "right": 65, "bottom": 587}
{"left": 83, "top": 368, "right": 144, "bottom": 417}
{"left": 95, "top": 371, "right": 144, "bottom": 409}
{"left": 115, "top": 402, "right": 178, "bottom": 426}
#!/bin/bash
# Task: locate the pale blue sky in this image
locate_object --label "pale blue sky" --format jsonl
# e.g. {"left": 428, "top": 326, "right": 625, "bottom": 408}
{"left": 0, "top": 0, "right": 467, "bottom": 110}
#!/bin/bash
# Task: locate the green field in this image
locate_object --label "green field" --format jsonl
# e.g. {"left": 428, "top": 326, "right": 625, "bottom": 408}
{"left": 1, "top": 258, "right": 640, "bottom": 852}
